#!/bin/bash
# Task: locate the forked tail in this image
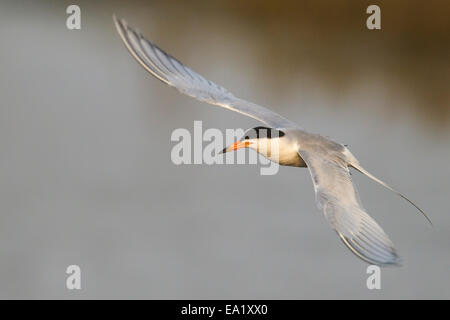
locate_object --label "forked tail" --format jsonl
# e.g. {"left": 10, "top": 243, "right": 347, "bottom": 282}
{"left": 349, "top": 162, "right": 433, "bottom": 226}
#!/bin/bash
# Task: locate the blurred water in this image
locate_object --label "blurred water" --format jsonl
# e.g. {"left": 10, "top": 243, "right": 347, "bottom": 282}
{"left": 0, "top": 1, "right": 449, "bottom": 299}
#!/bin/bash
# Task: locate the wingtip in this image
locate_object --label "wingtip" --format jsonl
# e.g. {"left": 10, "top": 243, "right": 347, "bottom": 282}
{"left": 339, "top": 233, "right": 402, "bottom": 267}
{"left": 112, "top": 14, "right": 121, "bottom": 30}
{"left": 112, "top": 14, "right": 128, "bottom": 28}
{"left": 112, "top": 15, "right": 130, "bottom": 44}
{"left": 383, "top": 250, "right": 403, "bottom": 267}
{"left": 368, "top": 255, "right": 402, "bottom": 267}
{"left": 112, "top": 14, "right": 119, "bottom": 25}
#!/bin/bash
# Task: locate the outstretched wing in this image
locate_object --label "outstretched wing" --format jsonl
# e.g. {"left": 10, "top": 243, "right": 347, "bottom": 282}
{"left": 298, "top": 149, "right": 400, "bottom": 266}
{"left": 113, "top": 16, "right": 295, "bottom": 129}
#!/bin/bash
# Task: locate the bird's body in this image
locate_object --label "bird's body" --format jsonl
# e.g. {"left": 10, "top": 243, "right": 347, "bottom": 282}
{"left": 271, "top": 134, "right": 306, "bottom": 167}
{"left": 113, "top": 16, "right": 430, "bottom": 266}
{"left": 245, "top": 129, "right": 347, "bottom": 168}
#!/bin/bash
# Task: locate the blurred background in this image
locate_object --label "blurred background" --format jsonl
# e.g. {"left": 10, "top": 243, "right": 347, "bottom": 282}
{"left": 0, "top": 0, "right": 449, "bottom": 299}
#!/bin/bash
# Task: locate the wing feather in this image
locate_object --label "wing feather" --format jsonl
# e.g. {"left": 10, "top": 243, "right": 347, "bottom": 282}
{"left": 113, "top": 16, "right": 295, "bottom": 129}
{"left": 298, "top": 149, "right": 401, "bottom": 266}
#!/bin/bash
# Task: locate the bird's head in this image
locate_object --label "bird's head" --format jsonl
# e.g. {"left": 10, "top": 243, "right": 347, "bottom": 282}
{"left": 220, "top": 126, "right": 285, "bottom": 155}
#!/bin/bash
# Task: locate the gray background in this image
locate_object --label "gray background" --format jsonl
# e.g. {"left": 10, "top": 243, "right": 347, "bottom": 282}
{"left": 0, "top": 0, "right": 449, "bottom": 299}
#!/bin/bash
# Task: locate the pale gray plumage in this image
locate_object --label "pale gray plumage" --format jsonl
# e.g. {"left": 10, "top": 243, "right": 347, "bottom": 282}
{"left": 113, "top": 16, "right": 294, "bottom": 129}
{"left": 298, "top": 146, "right": 400, "bottom": 265}
{"left": 113, "top": 16, "right": 430, "bottom": 266}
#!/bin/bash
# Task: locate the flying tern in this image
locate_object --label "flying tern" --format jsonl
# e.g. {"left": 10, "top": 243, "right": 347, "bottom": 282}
{"left": 113, "top": 16, "right": 431, "bottom": 266}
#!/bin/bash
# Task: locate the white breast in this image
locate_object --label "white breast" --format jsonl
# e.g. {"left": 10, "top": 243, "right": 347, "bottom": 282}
{"left": 252, "top": 137, "right": 306, "bottom": 167}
